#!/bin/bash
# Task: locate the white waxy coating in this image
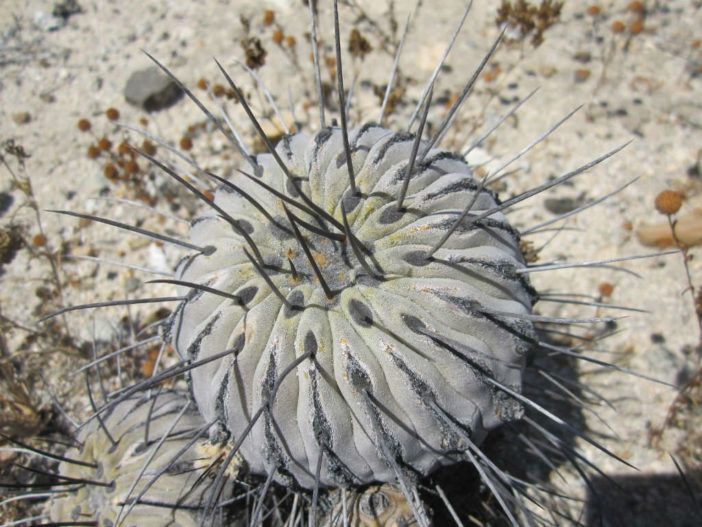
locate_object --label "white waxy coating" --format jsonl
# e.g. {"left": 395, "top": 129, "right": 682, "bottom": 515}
{"left": 169, "top": 124, "right": 536, "bottom": 488}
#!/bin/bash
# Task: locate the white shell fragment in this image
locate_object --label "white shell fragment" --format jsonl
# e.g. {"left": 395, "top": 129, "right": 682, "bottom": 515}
{"left": 169, "top": 124, "right": 536, "bottom": 488}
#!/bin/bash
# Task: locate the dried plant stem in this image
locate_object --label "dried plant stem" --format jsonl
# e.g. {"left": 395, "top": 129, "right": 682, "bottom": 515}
{"left": 1, "top": 142, "right": 72, "bottom": 341}
{"left": 649, "top": 214, "right": 702, "bottom": 447}
{"left": 667, "top": 214, "right": 702, "bottom": 356}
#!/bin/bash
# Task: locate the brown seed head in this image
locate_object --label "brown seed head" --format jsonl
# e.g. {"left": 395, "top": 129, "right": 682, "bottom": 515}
{"left": 180, "top": 136, "right": 193, "bottom": 151}
{"left": 586, "top": 5, "right": 601, "bottom": 16}
{"left": 106, "top": 107, "right": 120, "bottom": 121}
{"left": 118, "top": 141, "right": 131, "bottom": 156}
{"left": 141, "top": 140, "right": 156, "bottom": 156}
{"left": 77, "top": 118, "right": 91, "bottom": 132}
{"left": 104, "top": 163, "right": 119, "bottom": 181}
{"left": 612, "top": 20, "right": 625, "bottom": 33}
{"left": 213, "top": 84, "right": 226, "bottom": 97}
{"left": 32, "top": 233, "right": 46, "bottom": 247}
{"left": 123, "top": 159, "right": 139, "bottom": 175}
{"left": 629, "top": 19, "right": 644, "bottom": 36}
{"left": 598, "top": 282, "right": 614, "bottom": 298}
{"left": 98, "top": 137, "right": 112, "bottom": 151}
{"left": 627, "top": 1, "right": 645, "bottom": 13}
{"left": 263, "top": 9, "right": 274, "bottom": 26}
{"left": 654, "top": 190, "right": 683, "bottom": 215}
{"left": 87, "top": 145, "right": 100, "bottom": 159}
{"left": 272, "top": 29, "right": 284, "bottom": 45}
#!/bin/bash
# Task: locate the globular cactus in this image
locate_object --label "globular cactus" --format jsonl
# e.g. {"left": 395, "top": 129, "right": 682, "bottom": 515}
{"left": 169, "top": 124, "right": 534, "bottom": 490}
{"left": 48, "top": 390, "right": 234, "bottom": 527}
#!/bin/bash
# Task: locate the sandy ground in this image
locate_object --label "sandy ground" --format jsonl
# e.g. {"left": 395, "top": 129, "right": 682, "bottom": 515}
{"left": 1, "top": 0, "right": 702, "bottom": 524}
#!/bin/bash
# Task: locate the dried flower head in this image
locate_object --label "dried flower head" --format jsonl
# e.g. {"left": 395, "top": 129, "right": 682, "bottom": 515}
{"left": 655, "top": 190, "right": 684, "bottom": 215}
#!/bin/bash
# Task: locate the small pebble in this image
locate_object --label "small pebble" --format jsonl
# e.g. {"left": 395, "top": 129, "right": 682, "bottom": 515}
{"left": 12, "top": 112, "right": 31, "bottom": 124}
{"left": 124, "top": 66, "right": 183, "bottom": 112}
{"left": 574, "top": 68, "right": 591, "bottom": 83}
{"left": 544, "top": 195, "right": 586, "bottom": 214}
{"left": 574, "top": 51, "right": 591, "bottom": 63}
{"left": 33, "top": 10, "right": 66, "bottom": 31}
{"left": 0, "top": 192, "right": 14, "bottom": 216}
{"left": 125, "top": 276, "right": 141, "bottom": 293}
{"left": 539, "top": 65, "right": 557, "bottom": 77}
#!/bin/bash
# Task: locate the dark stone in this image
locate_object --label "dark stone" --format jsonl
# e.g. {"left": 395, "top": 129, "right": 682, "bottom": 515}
{"left": 650, "top": 333, "right": 665, "bottom": 344}
{"left": 0, "top": 192, "right": 14, "bottom": 216}
{"left": 52, "top": 0, "right": 82, "bottom": 19}
{"left": 124, "top": 66, "right": 183, "bottom": 112}
{"left": 0, "top": 226, "right": 23, "bottom": 273}
{"left": 544, "top": 194, "right": 586, "bottom": 215}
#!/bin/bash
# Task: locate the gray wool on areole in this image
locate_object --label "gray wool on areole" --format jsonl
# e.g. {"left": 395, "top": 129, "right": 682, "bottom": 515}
{"left": 167, "top": 123, "right": 537, "bottom": 489}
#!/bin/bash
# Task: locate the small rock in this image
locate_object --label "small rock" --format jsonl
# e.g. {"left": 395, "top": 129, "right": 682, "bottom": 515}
{"left": 544, "top": 194, "right": 586, "bottom": 214}
{"left": 0, "top": 192, "right": 14, "bottom": 216}
{"left": 686, "top": 149, "right": 701, "bottom": 178}
{"left": 646, "top": 343, "right": 692, "bottom": 386}
{"left": 33, "top": 10, "right": 66, "bottom": 31}
{"left": 124, "top": 66, "right": 183, "bottom": 112}
{"left": 0, "top": 226, "right": 24, "bottom": 271}
{"left": 574, "top": 50, "right": 591, "bottom": 63}
{"left": 52, "top": 0, "right": 82, "bottom": 19}
{"left": 538, "top": 64, "right": 557, "bottom": 78}
{"left": 574, "top": 68, "right": 591, "bottom": 83}
{"left": 12, "top": 111, "right": 31, "bottom": 125}
{"left": 124, "top": 276, "right": 141, "bottom": 293}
